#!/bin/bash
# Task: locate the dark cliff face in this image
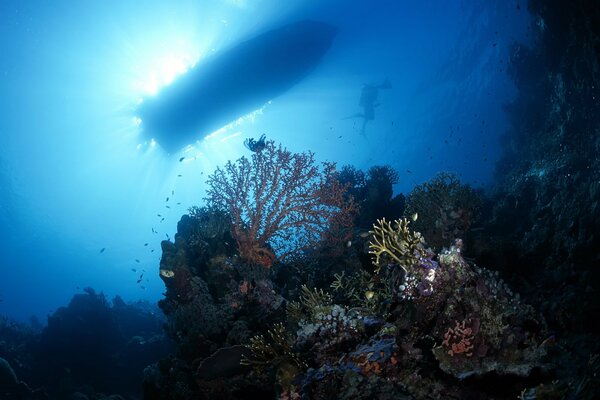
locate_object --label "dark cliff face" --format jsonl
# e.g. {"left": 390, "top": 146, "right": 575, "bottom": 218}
{"left": 476, "top": 0, "right": 600, "bottom": 333}
{"left": 137, "top": 20, "right": 337, "bottom": 153}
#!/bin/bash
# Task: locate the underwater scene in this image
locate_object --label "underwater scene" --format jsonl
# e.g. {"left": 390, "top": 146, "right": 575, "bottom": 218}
{"left": 0, "top": 0, "right": 598, "bottom": 399}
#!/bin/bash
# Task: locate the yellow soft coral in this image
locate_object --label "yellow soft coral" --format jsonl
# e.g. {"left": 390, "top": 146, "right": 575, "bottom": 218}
{"left": 368, "top": 218, "right": 423, "bottom": 273}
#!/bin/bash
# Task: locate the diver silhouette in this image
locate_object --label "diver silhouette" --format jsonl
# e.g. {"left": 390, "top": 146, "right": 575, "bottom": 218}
{"left": 345, "top": 79, "right": 392, "bottom": 136}
{"left": 244, "top": 134, "right": 266, "bottom": 152}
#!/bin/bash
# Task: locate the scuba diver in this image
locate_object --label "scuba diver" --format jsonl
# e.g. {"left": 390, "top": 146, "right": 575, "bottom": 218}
{"left": 345, "top": 79, "right": 392, "bottom": 136}
{"left": 244, "top": 133, "right": 266, "bottom": 152}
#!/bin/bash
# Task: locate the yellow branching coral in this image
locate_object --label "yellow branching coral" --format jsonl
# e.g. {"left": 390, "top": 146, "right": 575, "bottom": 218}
{"left": 299, "top": 285, "right": 332, "bottom": 312}
{"left": 241, "top": 323, "right": 306, "bottom": 389}
{"left": 368, "top": 218, "right": 423, "bottom": 273}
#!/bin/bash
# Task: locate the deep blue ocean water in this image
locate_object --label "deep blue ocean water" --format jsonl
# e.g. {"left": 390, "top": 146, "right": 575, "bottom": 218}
{"left": 0, "top": 0, "right": 529, "bottom": 322}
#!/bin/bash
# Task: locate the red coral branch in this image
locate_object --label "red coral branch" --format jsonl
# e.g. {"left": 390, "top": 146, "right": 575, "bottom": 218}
{"left": 206, "top": 141, "right": 357, "bottom": 267}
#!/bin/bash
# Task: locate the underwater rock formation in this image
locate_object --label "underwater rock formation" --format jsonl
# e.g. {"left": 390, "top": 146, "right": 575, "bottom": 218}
{"left": 149, "top": 200, "right": 552, "bottom": 399}
{"left": 482, "top": 0, "right": 600, "bottom": 334}
{"left": 0, "top": 291, "right": 170, "bottom": 399}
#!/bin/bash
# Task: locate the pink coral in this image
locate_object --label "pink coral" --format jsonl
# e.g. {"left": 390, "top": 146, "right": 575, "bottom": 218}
{"left": 442, "top": 319, "right": 475, "bottom": 357}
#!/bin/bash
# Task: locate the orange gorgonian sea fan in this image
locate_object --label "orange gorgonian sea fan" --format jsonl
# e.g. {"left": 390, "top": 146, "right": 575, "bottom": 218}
{"left": 206, "top": 140, "right": 357, "bottom": 267}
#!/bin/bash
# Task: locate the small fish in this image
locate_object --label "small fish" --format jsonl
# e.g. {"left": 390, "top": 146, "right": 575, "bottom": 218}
{"left": 171, "top": 190, "right": 174, "bottom": 195}
{"left": 365, "top": 291, "right": 375, "bottom": 300}
{"left": 160, "top": 269, "right": 175, "bottom": 278}
{"left": 151, "top": 249, "right": 154, "bottom": 253}
{"left": 99, "top": 247, "right": 106, "bottom": 253}
{"left": 338, "top": 135, "right": 342, "bottom": 138}
{"left": 166, "top": 197, "right": 169, "bottom": 202}
{"left": 137, "top": 278, "right": 142, "bottom": 283}
{"left": 177, "top": 174, "right": 183, "bottom": 177}
{"left": 179, "top": 157, "right": 185, "bottom": 162}
{"left": 411, "top": 212, "right": 418, "bottom": 222}
{"left": 166, "top": 233, "right": 170, "bottom": 240}
{"left": 131, "top": 268, "right": 137, "bottom": 272}
{"left": 144, "top": 243, "right": 148, "bottom": 246}
{"left": 166, "top": 205, "right": 171, "bottom": 209}
{"left": 135, "top": 259, "right": 140, "bottom": 263}
{"left": 140, "top": 286, "right": 146, "bottom": 290}
{"left": 157, "top": 214, "right": 162, "bottom": 217}
{"left": 139, "top": 273, "right": 144, "bottom": 279}
{"left": 177, "top": 202, "right": 181, "bottom": 205}
{"left": 160, "top": 217, "right": 165, "bottom": 222}
{"left": 152, "top": 228, "right": 156, "bottom": 233}
{"left": 346, "top": 240, "right": 352, "bottom": 248}
{"left": 406, "top": 169, "right": 412, "bottom": 174}
{"left": 540, "top": 334, "right": 556, "bottom": 347}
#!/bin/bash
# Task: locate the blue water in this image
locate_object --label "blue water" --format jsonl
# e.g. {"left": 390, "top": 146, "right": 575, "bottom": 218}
{"left": 0, "top": 0, "right": 529, "bottom": 322}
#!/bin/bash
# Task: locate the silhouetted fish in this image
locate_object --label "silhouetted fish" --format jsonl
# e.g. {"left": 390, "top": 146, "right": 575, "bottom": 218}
{"left": 135, "top": 259, "right": 140, "bottom": 263}
{"left": 99, "top": 248, "right": 106, "bottom": 253}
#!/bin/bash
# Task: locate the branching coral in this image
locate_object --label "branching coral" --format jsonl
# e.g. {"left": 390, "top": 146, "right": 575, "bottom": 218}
{"left": 286, "top": 285, "right": 334, "bottom": 325}
{"left": 206, "top": 140, "right": 357, "bottom": 268}
{"left": 299, "top": 285, "right": 332, "bottom": 314}
{"left": 241, "top": 323, "right": 306, "bottom": 389}
{"left": 368, "top": 218, "right": 423, "bottom": 274}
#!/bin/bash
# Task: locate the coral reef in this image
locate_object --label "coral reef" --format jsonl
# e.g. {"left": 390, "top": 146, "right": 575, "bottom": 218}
{"left": 405, "top": 172, "right": 482, "bottom": 250}
{"left": 337, "top": 164, "right": 405, "bottom": 229}
{"left": 148, "top": 198, "right": 557, "bottom": 399}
